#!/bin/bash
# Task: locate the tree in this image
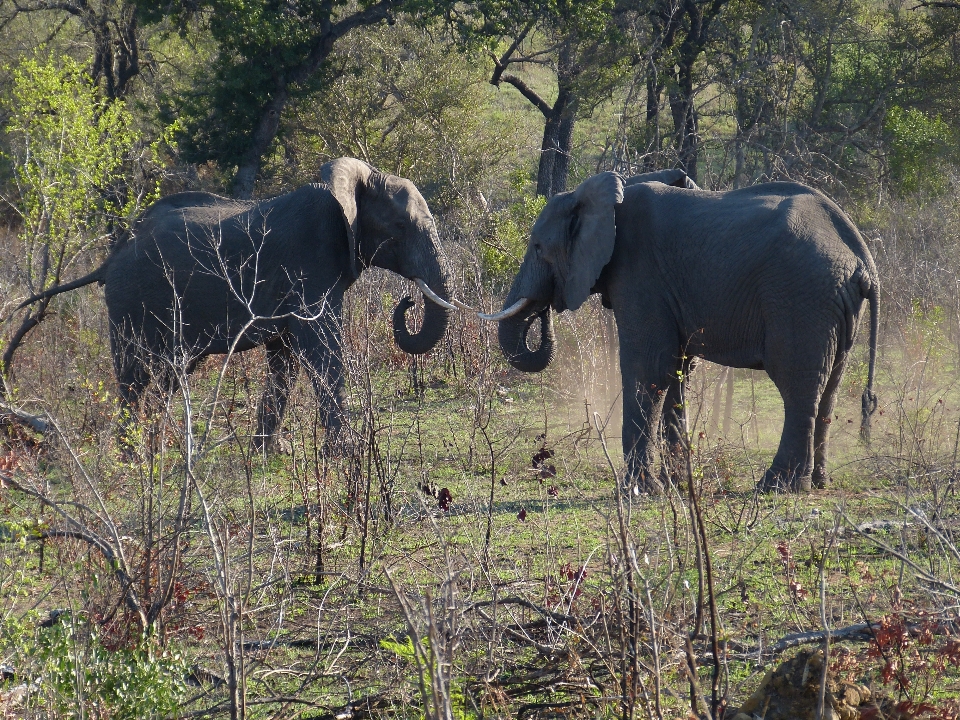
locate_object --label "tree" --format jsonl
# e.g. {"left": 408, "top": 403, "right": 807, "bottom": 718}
{"left": 456, "top": 0, "right": 627, "bottom": 196}
{"left": 706, "top": 0, "right": 960, "bottom": 193}
{"left": 274, "top": 22, "right": 518, "bottom": 209}
{"left": 143, "top": 0, "right": 445, "bottom": 198}
{"left": 1, "top": 56, "right": 166, "bottom": 391}
{"left": 624, "top": 0, "right": 732, "bottom": 182}
{"left": 1, "top": 0, "right": 144, "bottom": 99}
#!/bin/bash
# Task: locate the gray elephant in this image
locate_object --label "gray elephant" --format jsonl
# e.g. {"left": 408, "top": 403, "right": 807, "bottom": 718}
{"left": 489, "top": 172, "right": 878, "bottom": 493}
{"left": 19, "top": 158, "right": 462, "bottom": 450}
{"left": 623, "top": 168, "right": 700, "bottom": 190}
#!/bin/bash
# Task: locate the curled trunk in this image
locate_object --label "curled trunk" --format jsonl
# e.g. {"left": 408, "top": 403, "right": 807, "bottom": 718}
{"left": 497, "top": 307, "right": 556, "bottom": 372}
{"left": 393, "top": 279, "right": 451, "bottom": 355}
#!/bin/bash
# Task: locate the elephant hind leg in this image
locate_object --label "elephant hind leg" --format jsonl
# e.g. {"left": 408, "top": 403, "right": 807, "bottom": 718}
{"left": 760, "top": 367, "right": 832, "bottom": 493}
{"left": 812, "top": 350, "right": 848, "bottom": 489}
{"left": 255, "top": 336, "right": 298, "bottom": 452}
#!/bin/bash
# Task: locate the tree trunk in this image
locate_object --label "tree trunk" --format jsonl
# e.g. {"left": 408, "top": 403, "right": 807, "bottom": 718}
{"left": 232, "top": 85, "right": 290, "bottom": 199}
{"left": 536, "top": 109, "right": 562, "bottom": 197}
{"left": 666, "top": 0, "right": 731, "bottom": 184}
{"left": 551, "top": 108, "right": 576, "bottom": 194}
{"left": 669, "top": 76, "right": 699, "bottom": 183}
{"left": 643, "top": 67, "right": 663, "bottom": 170}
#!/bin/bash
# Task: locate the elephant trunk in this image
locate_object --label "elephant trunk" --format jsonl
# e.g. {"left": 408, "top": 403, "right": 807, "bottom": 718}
{"left": 498, "top": 306, "right": 555, "bottom": 372}
{"left": 392, "top": 265, "right": 451, "bottom": 356}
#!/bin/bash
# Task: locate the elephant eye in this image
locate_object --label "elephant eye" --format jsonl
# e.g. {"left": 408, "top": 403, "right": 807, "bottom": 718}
{"left": 533, "top": 243, "right": 542, "bottom": 254}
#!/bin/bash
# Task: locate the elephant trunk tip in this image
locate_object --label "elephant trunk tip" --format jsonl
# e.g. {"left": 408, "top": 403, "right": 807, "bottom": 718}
{"left": 393, "top": 290, "right": 451, "bottom": 356}
{"left": 497, "top": 307, "right": 555, "bottom": 373}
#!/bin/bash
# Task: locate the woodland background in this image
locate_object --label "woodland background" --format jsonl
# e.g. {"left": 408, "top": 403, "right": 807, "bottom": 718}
{"left": 4, "top": 1, "right": 960, "bottom": 719}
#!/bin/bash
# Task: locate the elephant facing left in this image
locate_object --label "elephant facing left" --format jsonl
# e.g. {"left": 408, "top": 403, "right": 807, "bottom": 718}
{"left": 18, "top": 158, "right": 458, "bottom": 451}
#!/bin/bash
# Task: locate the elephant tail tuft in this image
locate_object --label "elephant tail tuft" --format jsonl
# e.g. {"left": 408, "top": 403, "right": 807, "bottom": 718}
{"left": 859, "top": 274, "right": 879, "bottom": 444}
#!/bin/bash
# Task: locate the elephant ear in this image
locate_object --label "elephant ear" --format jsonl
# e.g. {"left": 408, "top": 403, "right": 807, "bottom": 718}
{"left": 562, "top": 172, "right": 624, "bottom": 312}
{"left": 320, "top": 157, "right": 375, "bottom": 279}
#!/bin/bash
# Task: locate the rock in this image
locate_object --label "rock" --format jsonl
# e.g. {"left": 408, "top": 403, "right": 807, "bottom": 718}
{"left": 732, "top": 649, "right": 873, "bottom": 720}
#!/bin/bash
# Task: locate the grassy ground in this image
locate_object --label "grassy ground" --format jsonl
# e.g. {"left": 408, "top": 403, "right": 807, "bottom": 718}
{"left": 3, "top": 291, "right": 960, "bottom": 719}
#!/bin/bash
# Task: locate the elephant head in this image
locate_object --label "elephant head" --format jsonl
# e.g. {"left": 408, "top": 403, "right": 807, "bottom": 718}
{"left": 491, "top": 172, "right": 624, "bottom": 372}
{"left": 320, "top": 158, "right": 456, "bottom": 355}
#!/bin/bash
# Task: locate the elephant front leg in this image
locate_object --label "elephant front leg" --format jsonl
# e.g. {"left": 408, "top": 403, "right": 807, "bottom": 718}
{"left": 622, "top": 369, "right": 670, "bottom": 495}
{"left": 295, "top": 319, "right": 352, "bottom": 457}
{"left": 255, "top": 336, "right": 297, "bottom": 452}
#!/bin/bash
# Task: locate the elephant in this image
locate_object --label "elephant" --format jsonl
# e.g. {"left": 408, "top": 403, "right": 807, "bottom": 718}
{"left": 19, "top": 157, "right": 463, "bottom": 450}
{"left": 488, "top": 172, "right": 879, "bottom": 493}
{"left": 623, "top": 168, "right": 700, "bottom": 190}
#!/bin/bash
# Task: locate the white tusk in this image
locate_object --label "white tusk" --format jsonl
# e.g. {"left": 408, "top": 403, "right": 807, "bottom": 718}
{"left": 413, "top": 278, "right": 473, "bottom": 312}
{"left": 478, "top": 297, "right": 531, "bottom": 321}
{"left": 450, "top": 297, "right": 478, "bottom": 312}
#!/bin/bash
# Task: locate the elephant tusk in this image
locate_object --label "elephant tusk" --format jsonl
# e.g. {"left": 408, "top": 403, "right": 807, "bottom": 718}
{"left": 413, "top": 278, "right": 473, "bottom": 312}
{"left": 478, "top": 297, "right": 531, "bottom": 321}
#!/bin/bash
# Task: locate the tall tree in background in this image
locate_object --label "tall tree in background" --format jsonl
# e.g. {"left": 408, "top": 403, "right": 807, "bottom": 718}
{"left": 710, "top": 0, "right": 960, "bottom": 192}
{"left": 633, "top": 0, "right": 730, "bottom": 182}
{"left": 1, "top": 0, "right": 143, "bottom": 99}
{"left": 141, "top": 0, "right": 444, "bottom": 198}
{"left": 460, "top": 0, "right": 626, "bottom": 196}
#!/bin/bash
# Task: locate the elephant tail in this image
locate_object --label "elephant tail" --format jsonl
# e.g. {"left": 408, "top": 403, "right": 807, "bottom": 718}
{"left": 14, "top": 264, "right": 108, "bottom": 312}
{"left": 859, "top": 276, "right": 879, "bottom": 444}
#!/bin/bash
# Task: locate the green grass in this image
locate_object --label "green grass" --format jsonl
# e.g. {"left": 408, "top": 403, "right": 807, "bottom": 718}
{"left": 4, "top": 308, "right": 960, "bottom": 718}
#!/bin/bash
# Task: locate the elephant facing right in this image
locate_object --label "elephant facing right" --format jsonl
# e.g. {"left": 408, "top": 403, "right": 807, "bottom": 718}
{"left": 490, "top": 172, "right": 879, "bottom": 494}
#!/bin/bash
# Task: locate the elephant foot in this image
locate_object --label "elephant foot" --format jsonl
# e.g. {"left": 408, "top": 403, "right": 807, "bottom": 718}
{"left": 322, "top": 423, "right": 358, "bottom": 459}
{"left": 811, "top": 468, "right": 828, "bottom": 490}
{"left": 758, "top": 468, "right": 812, "bottom": 494}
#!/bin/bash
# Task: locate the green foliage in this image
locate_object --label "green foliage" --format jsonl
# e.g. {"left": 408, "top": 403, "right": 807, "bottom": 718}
{"left": 0, "top": 615, "right": 188, "bottom": 719}
{"left": 3, "top": 54, "right": 169, "bottom": 288}
{"left": 143, "top": 0, "right": 443, "bottom": 172}
{"left": 451, "top": 0, "right": 616, "bottom": 51}
{"left": 380, "top": 634, "right": 418, "bottom": 661}
{"left": 270, "top": 23, "right": 519, "bottom": 206}
{"left": 481, "top": 173, "right": 545, "bottom": 288}
{"left": 885, "top": 106, "right": 953, "bottom": 195}
{"left": 380, "top": 636, "right": 478, "bottom": 720}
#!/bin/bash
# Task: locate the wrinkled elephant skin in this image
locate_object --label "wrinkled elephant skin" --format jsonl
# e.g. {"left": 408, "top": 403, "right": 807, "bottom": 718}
{"left": 496, "top": 172, "right": 879, "bottom": 494}
{"left": 25, "top": 158, "right": 453, "bottom": 452}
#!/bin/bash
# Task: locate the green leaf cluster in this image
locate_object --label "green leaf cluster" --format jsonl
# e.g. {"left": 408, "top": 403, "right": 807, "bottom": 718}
{"left": 0, "top": 615, "right": 188, "bottom": 719}
{"left": 6, "top": 57, "right": 155, "bottom": 242}
{"left": 3, "top": 55, "right": 170, "bottom": 289}
{"left": 481, "top": 175, "right": 545, "bottom": 287}
{"left": 885, "top": 106, "right": 953, "bottom": 195}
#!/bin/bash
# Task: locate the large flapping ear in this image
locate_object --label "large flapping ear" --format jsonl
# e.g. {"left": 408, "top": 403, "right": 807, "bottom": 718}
{"left": 622, "top": 168, "right": 699, "bottom": 190}
{"left": 562, "top": 171, "right": 624, "bottom": 312}
{"left": 320, "top": 157, "right": 376, "bottom": 279}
